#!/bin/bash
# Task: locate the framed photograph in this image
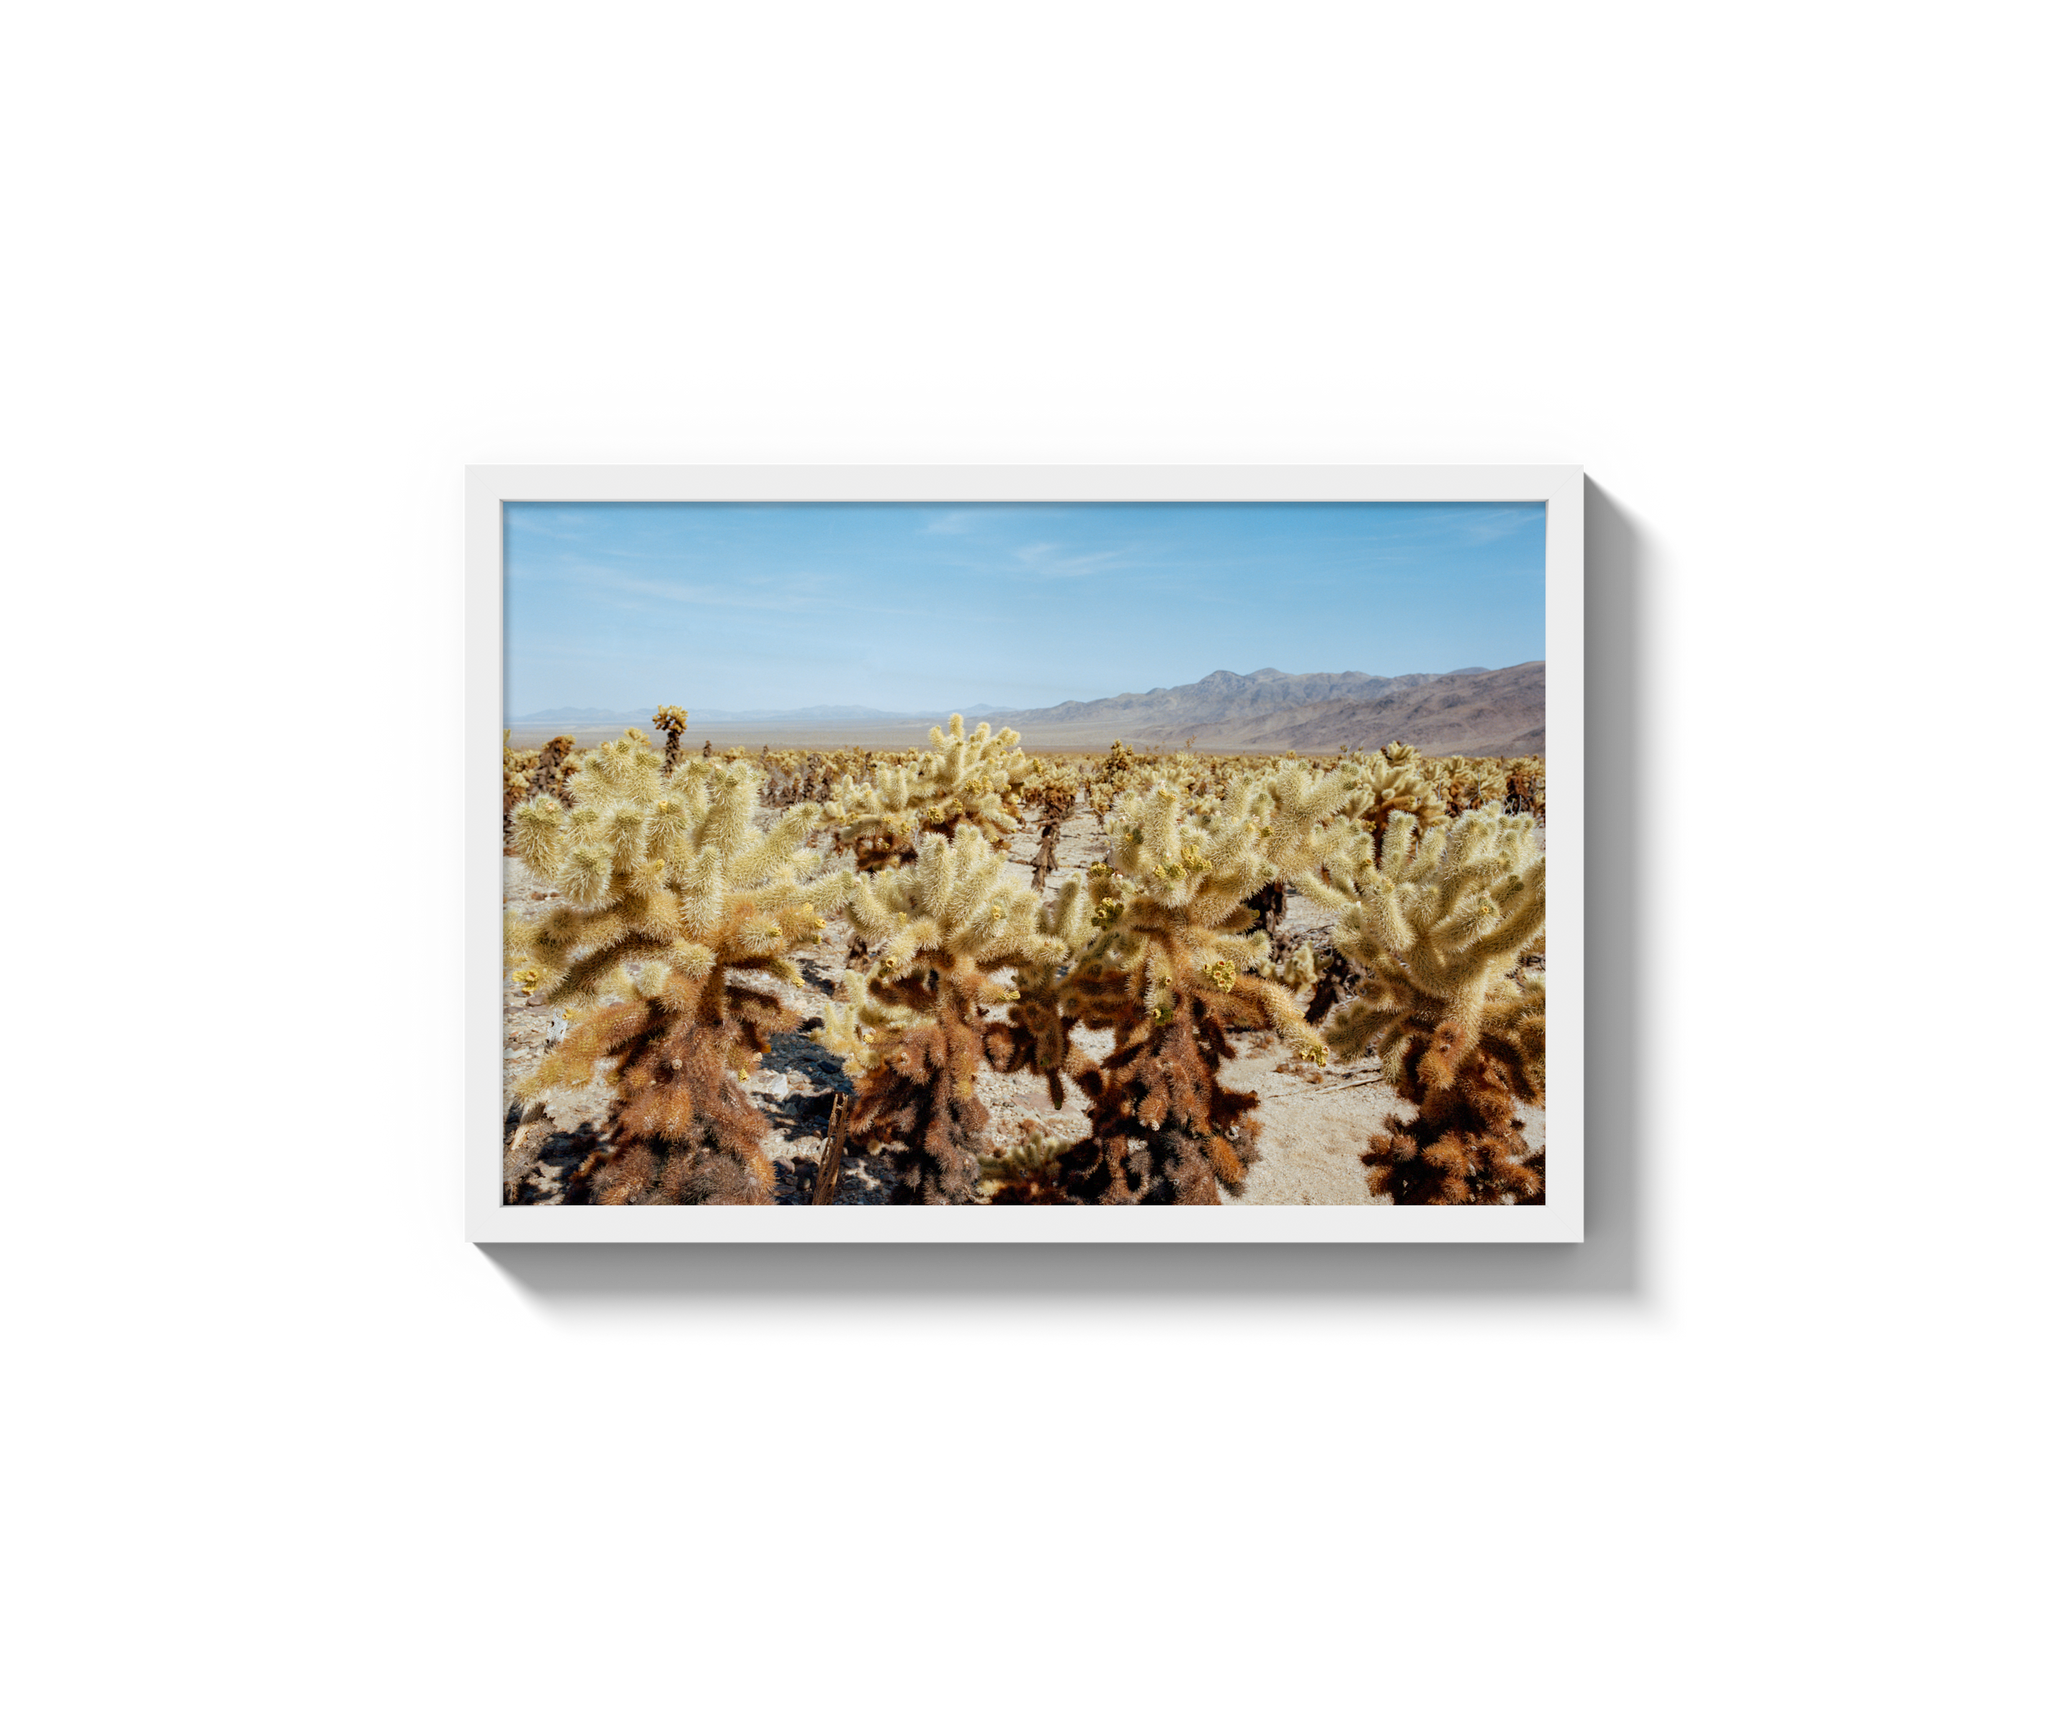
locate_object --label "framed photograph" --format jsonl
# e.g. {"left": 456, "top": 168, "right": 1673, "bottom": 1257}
{"left": 467, "top": 467, "right": 1582, "bottom": 1242}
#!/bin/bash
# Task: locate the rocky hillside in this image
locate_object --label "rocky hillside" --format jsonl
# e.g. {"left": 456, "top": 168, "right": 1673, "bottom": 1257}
{"left": 989, "top": 662, "right": 1544, "bottom": 754}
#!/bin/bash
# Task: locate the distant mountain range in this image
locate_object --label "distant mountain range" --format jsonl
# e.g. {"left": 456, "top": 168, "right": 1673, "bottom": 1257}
{"left": 509, "top": 663, "right": 1544, "bottom": 756}
{"left": 982, "top": 663, "right": 1544, "bottom": 756}
{"left": 987, "top": 666, "right": 1475, "bottom": 726}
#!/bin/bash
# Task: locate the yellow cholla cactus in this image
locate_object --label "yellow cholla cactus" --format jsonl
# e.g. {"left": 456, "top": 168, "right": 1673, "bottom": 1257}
{"left": 812, "top": 825, "right": 1069, "bottom": 1203}
{"left": 824, "top": 714, "right": 1029, "bottom": 871}
{"left": 975, "top": 1125, "right": 1075, "bottom": 1204}
{"left": 812, "top": 968, "right": 921, "bottom": 1083}
{"left": 1054, "top": 782, "right": 1332, "bottom": 1204}
{"left": 1340, "top": 741, "right": 1447, "bottom": 860}
{"left": 1306, "top": 806, "right": 1544, "bottom": 1071}
{"left": 1301, "top": 805, "right": 1546, "bottom": 1204}
{"left": 505, "top": 737, "right": 853, "bottom": 1204}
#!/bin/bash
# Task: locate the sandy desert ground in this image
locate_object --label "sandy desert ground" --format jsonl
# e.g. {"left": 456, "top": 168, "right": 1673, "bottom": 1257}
{"left": 500, "top": 811, "right": 1543, "bottom": 1206}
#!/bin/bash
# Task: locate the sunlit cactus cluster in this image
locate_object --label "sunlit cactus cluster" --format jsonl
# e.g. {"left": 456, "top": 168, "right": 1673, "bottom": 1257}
{"left": 824, "top": 715, "right": 1030, "bottom": 871}
{"left": 1049, "top": 776, "right": 1336, "bottom": 1202}
{"left": 505, "top": 718, "right": 1547, "bottom": 1207}
{"left": 814, "top": 825, "right": 1066, "bottom": 1202}
{"left": 503, "top": 733, "right": 578, "bottom": 849}
{"left": 506, "top": 732, "right": 848, "bottom": 1203}
{"left": 1304, "top": 804, "right": 1546, "bottom": 1203}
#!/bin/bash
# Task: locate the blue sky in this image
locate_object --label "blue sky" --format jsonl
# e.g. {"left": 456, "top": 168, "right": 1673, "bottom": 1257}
{"left": 505, "top": 502, "right": 1545, "bottom": 716}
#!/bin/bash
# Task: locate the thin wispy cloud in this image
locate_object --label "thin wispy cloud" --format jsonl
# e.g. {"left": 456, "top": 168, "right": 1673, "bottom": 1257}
{"left": 1014, "top": 542, "right": 1126, "bottom": 578}
{"left": 1446, "top": 505, "right": 1541, "bottom": 546}
{"left": 554, "top": 541, "right": 710, "bottom": 565}
{"left": 922, "top": 506, "right": 1053, "bottom": 538}
{"left": 1351, "top": 504, "right": 1543, "bottom": 548}
{"left": 504, "top": 500, "right": 1544, "bottom": 713}
{"left": 509, "top": 513, "right": 593, "bottom": 540}
{"left": 593, "top": 570, "right": 813, "bottom": 613}
{"left": 540, "top": 559, "right": 925, "bottom": 620}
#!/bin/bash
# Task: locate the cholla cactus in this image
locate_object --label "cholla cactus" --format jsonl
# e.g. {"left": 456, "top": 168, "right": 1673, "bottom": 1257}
{"left": 1082, "top": 738, "right": 1139, "bottom": 830}
{"left": 503, "top": 734, "right": 577, "bottom": 848}
{"left": 652, "top": 704, "right": 688, "bottom": 773}
{"left": 1425, "top": 754, "right": 1494, "bottom": 815}
{"left": 1304, "top": 806, "right": 1546, "bottom": 1204}
{"left": 1056, "top": 780, "right": 1329, "bottom": 1204}
{"left": 976, "top": 1123, "right": 1072, "bottom": 1204}
{"left": 503, "top": 739, "right": 540, "bottom": 848}
{"left": 812, "top": 826, "right": 1066, "bottom": 1202}
{"left": 982, "top": 876, "right": 1097, "bottom": 1112}
{"left": 1022, "top": 759, "right": 1081, "bottom": 827}
{"left": 532, "top": 735, "right": 579, "bottom": 804}
{"left": 1262, "top": 937, "right": 1319, "bottom": 992}
{"left": 507, "top": 736, "right": 849, "bottom": 1204}
{"left": 504, "top": 734, "right": 535, "bottom": 775}
{"left": 1503, "top": 758, "right": 1544, "bottom": 820}
{"left": 811, "top": 968, "right": 920, "bottom": 1071}
{"left": 1343, "top": 741, "right": 1446, "bottom": 861}
{"left": 1297, "top": 945, "right": 1362, "bottom": 1025}
{"left": 825, "top": 715, "right": 1028, "bottom": 871}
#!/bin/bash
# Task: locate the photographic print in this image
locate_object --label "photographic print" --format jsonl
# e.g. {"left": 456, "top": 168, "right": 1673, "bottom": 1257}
{"left": 469, "top": 468, "right": 1582, "bottom": 1241}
